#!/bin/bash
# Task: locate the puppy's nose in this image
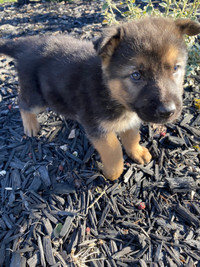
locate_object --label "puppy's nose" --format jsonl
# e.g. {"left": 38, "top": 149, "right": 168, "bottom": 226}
{"left": 156, "top": 102, "right": 176, "bottom": 118}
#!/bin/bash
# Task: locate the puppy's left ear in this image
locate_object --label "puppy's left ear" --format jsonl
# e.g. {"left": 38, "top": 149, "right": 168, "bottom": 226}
{"left": 175, "top": 18, "right": 200, "bottom": 36}
{"left": 93, "top": 26, "right": 124, "bottom": 58}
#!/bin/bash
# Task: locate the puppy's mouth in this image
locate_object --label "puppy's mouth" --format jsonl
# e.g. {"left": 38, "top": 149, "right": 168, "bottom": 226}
{"left": 138, "top": 111, "right": 181, "bottom": 124}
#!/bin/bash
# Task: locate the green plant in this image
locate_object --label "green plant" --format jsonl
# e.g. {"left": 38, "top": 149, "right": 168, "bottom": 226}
{"left": 102, "top": 0, "right": 200, "bottom": 24}
{"left": 102, "top": 0, "right": 200, "bottom": 85}
{"left": 0, "top": 0, "right": 17, "bottom": 2}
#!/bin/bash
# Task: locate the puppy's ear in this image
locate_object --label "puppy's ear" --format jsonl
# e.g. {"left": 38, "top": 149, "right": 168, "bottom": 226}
{"left": 175, "top": 19, "right": 200, "bottom": 36}
{"left": 93, "top": 26, "right": 124, "bottom": 58}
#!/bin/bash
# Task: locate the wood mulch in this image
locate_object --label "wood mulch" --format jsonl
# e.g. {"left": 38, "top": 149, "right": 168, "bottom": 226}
{"left": 0, "top": 1, "right": 200, "bottom": 266}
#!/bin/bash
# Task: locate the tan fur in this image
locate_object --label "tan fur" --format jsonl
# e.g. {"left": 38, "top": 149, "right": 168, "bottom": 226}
{"left": 101, "top": 38, "right": 121, "bottom": 70}
{"left": 20, "top": 110, "right": 40, "bottom": 137}
{"left": 119, "top": 129, "right": 152, "bottom": 165}
{"left": 100, "top": 111, "right": 140, "bottom": 133}
{"left": 135, "top": 56, "right": 149, "bottom": 69}
{"left": 91, "top": 132, "right": 124, "bottom": 181}
{"left": 101, "top": 56, "right": 111, "bottom": 71}
{"left": 163, "top": 46, "right": 179, "bottom": 67}
{"left": 30, "top": 106, "right": 46, "bottom": 115}
{"left": 136, "top": 46, "right": 180, "bottom": 71}
{"left": 107, "top": 79, "right": 130, "bottom": 109}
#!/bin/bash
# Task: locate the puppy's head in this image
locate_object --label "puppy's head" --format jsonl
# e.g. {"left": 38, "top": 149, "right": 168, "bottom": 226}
{"left": 94, "top": 17, "right": 200, "bottom": 123}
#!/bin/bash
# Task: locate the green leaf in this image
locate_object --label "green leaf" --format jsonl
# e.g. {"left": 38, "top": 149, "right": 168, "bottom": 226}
{"left": 123, "top": 11, "right": 131, "bottom": 15}
{"left": 102, "top": 2, "right": 109, "bottom": 10}
{"left": 146, "top": 5, "right": 153, "bottom": 13}
{"left": 53, "top": 223, "right": 63, "bottom": 238}
{"left": 159, "top": 3, "right": 168, "bottom": 8}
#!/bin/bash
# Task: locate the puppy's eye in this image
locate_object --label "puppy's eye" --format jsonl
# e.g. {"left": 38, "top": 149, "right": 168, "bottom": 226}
{"left": 130, "top": 71, "right": 141, "bottom": 81}
{"left": 173, "top": 65, "right": 180, "bottom": 72}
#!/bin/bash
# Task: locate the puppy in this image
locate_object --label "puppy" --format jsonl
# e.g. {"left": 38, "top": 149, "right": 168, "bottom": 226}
{"left": 0, "top": 17, "right": 200, "bottom": 180}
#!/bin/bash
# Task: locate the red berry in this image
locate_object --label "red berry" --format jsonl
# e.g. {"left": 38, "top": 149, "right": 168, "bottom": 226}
{"left": 138, "top": 202, "right": 146, "bottom": 210}
{"left": 160, "top": 131, "right": 166, "bottom": 137}
{"left": 8, "top": 104, "right": 12, "bottom": 110}
{"left": 86, "top": 227, "right": 91, "bottom": 234}
{"left": 58, "top": 165, "right": 64, "bottom": 171}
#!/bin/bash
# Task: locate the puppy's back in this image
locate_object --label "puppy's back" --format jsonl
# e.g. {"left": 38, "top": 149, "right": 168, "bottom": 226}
{"left": 0, "top": 35, "right": 96, "bottom": 63}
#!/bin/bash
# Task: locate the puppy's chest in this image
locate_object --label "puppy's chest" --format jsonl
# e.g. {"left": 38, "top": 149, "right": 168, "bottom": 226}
{"left": 100, "top": 111, "right": 141, "bottom": 133}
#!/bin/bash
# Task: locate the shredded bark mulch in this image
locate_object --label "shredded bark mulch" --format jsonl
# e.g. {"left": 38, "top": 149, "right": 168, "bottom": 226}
{"left": 0, "top": 1, "right": 200, "bottom": 266}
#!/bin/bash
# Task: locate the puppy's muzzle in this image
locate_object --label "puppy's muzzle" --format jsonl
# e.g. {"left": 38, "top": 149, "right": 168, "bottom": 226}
{"left": 156, "top": 102, "right": 176, "bottom": 120}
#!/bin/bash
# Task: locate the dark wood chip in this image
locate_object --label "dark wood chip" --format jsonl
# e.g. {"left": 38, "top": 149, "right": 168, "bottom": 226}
{"left": 38, "top": 166, "right": 51, "bottom": 187}
{"left": 163, "top": 243, "right": 182, "bottom": 266}
{"left": 166, "top": 177, "right": 197, "bottom": 192}
{"left": 10, "top": 252, "right": 26, "bottom": 267}
{"left": 59, "top": 216, "right": 74, "bottom": 238}
{"left": 43, "top": 236, "right": 56, "bottom": 265}
{"left": 37, "top": 234, "right": 46, "bottom": 267}
{"left": 27, "top": 253, "right": 40, "bottom": 267}
{"left": 43, "top": 209, "right": 58, "bottom": 225}
{"left": 50, "top": 182, "right": 75, "bottom": 194}
{"left": 42, "top": 217, "right": 53, "bottom": 237}
{"left": 98, "top": 203, "right": 111, "bottom": 228}
{"left": 174, "top": 203, "right": 200, "bottom": 228}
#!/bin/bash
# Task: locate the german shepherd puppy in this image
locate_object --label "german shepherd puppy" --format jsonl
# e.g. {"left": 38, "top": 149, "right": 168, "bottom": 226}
{"left": 0, "top": 17, "right": 200, "bottom": 180}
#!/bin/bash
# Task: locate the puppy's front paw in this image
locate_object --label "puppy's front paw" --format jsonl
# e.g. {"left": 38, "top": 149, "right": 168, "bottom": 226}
{"left": 103, "top": 161, "right": 124, "bottom": 181}
{"left": 91, "top": 132, "right": 124, "bottom": 181}
{"left": 129, "top": 145, "right": 152, "bottom": 165}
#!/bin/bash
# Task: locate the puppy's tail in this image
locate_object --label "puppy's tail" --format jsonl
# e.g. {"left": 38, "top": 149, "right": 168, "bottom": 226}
{"left": 0, "top": 39, "right": 21, "bottom": 58}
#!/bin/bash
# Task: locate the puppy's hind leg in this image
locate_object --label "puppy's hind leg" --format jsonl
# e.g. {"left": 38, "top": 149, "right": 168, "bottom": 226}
{"left": 16, "top": 62, "right": 47, "bottom": 137}
{"left": 20, "top": 107, "right": 44, "bottom": 137}
{"left": 18, "top": 90, "right": 46, "bottom": 137}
